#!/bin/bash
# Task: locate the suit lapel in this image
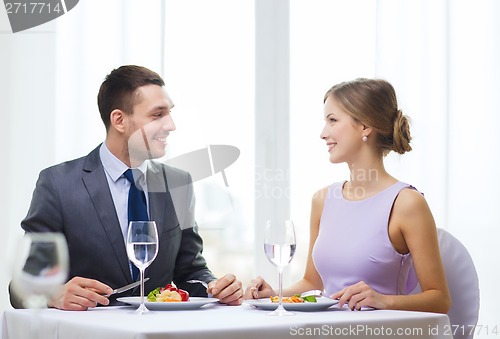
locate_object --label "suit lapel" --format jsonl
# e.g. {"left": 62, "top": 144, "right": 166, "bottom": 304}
{"left": 82, "top": 146, "right": 132, "bottom": 282}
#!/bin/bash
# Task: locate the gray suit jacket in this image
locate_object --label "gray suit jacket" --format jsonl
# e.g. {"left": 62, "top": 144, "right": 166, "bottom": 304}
{"left": 10, "top": 145, "right": 215, "bottom": 308}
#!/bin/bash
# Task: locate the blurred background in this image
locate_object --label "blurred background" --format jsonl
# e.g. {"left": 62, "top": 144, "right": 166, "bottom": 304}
{"left": 1, "top": 0, "right": 498, "bottom": 335}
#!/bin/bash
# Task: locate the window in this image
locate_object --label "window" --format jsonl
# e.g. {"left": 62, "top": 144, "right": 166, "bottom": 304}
{"left": 162, "top": 0, "right": 255, "bottom": 282}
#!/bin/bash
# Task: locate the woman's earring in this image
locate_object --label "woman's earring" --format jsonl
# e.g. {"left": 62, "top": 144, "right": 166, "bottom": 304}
{"left": 362, "top": 135, "right": 368, "bottom": 142}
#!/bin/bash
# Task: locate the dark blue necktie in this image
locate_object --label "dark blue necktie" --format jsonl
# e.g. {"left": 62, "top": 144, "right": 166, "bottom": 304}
{"left": 123, "top": 169, "right": 148, "bottom": 281}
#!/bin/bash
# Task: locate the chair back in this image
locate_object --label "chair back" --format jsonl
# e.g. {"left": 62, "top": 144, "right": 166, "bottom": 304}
{"left": 408, "top": 228, "right": 480, "bottom": 339}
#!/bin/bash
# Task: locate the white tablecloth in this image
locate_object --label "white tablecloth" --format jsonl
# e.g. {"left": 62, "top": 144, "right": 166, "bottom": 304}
{"left": 2, "top": 303, "right": 452, "bottom": 339}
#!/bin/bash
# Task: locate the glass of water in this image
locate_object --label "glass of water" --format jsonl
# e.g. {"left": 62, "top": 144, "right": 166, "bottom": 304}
{"left": 264, "top": 219, "right": 296, "bottom": 316}
{"left": 126, "top": 221, "right": 159, "bottom": 314}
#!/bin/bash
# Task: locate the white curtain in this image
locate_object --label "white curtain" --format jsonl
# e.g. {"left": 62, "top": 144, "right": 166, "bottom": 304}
{"left": 53, "top": 0, "right": 164, "bottom": 161}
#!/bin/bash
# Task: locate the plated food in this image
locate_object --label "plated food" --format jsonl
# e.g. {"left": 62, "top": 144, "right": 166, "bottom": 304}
{"left": 117, "top": 297, "right": 219, "bottom": 310}
{"left": 147, "top": 283, "right": 189, "bottom": 302}
{"left": 270, "top": 294, "right": 317, "bottom": 303}
{"left": 118, "top": 282, "right": 219, "bottom": 310}
{"left": 246, "top": 297, "right": 338, "bottom": 312}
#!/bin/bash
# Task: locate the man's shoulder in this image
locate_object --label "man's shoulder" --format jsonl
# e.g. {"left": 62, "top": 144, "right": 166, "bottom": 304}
{"left": 41, "top": 146, "right": 100, "bottom": 176}
{"left": 149, "top": 161, "right": 192, "bottom": 188}
{"left": 42, "top": 155, "right": 86, "bottom": 174}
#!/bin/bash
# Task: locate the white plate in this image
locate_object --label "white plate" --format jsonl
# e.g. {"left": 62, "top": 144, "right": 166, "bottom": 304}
{"left": 117, "top": 297, "right": 219, "bottom": 310}
{"left": 245, "top": 297, "right": 339, "bottom": 312}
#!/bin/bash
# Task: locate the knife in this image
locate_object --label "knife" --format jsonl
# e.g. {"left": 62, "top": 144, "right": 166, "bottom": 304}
{"left": 106, "top": 277, "right": 150, "bottom": 296}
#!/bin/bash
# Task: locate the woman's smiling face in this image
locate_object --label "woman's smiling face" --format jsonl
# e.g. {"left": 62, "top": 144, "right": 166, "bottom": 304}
{"left": 320, "top": 96, "right": 365, "bottom": 164}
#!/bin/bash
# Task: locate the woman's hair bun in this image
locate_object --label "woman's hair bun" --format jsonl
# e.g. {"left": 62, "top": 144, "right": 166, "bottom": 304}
{"left": 392, "top": 110, "right": 412, "bottom": 154}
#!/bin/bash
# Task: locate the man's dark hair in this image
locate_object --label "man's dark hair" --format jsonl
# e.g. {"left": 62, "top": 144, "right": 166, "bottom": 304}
{"left": 97, "top": 65, "right": 165, "bottom": 130}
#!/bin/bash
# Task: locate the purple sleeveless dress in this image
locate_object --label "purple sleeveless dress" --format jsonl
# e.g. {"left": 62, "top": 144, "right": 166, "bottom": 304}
{"left": 312, "top": 181, "right": 418, "bottom": 296}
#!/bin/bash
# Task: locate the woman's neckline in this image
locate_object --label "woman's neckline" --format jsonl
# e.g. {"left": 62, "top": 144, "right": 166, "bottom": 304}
{"left": 340, "top": 180, "right": 401, "bottom": 202}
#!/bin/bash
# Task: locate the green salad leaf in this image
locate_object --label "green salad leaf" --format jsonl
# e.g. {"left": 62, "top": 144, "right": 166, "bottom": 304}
{"left": 291, "top": 294, "right": 317, "bottom": 303}
{"left": 147, "top": 287, "right": 160, "bottom": 302}
{"left": 302, "top": 295, "right": 317, "bottom": 303}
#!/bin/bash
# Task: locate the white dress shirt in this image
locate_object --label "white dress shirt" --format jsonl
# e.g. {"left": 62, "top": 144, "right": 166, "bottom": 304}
{"left": 99, "top": 142, "right": 149, "bottom": 241}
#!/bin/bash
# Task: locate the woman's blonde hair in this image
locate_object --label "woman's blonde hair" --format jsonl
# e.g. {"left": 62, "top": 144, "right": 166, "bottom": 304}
{"left": 324, "top": 78, "right": 412, "bottom": 155}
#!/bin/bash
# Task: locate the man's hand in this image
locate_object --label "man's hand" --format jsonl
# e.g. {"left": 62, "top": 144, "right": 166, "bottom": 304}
{"left": 48, "top": 277, "right": 113, "bottom": 311}
{"left": 207, "top": 274, "right": 244, "bottom": 306}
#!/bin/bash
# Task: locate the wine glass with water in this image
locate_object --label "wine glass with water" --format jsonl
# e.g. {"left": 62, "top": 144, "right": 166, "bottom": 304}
{"left": 11, "top": 232, "right": 69, "bottom": 338}
{"left": 126, "top": 221, "right": 159, "bottom": 314}
{"left": 11, "top": 232, "right": 69, "bottom": 309}
{"left": 264, "top": 219, "right": 296, "bottom": 316}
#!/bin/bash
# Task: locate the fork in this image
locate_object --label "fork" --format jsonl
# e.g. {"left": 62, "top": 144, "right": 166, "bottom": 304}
{"left": 187, "top": 280, "right": 213, "bottom": 298}
{"left": 187, "top": 279, "right": 208, "bottom": 289}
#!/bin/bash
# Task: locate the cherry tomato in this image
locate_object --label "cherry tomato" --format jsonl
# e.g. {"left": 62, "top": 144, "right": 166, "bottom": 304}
{"left": 160, "top": 284, "right": 177, "bottom": 292}
{"left": 178, "top": 289, "right": 190, "bottom": 301}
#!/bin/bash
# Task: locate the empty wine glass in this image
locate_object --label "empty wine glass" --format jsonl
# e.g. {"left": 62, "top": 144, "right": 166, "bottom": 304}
{"left": 11, "top": 232, "right": 69, "bottom": 309}
{"left": 264, "top": 219, "right": 296, "bottom": 316}
{"left": 126, "top": 221, "right": 159, "bottom": 314}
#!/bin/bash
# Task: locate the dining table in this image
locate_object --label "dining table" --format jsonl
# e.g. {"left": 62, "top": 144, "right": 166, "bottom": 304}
{"left": 1, "top": 300, "right": 453, "bottom": 339}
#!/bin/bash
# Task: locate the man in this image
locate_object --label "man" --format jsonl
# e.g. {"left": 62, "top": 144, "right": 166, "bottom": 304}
{"left": 10, "top": 65, "right": 243, "bottom": 310}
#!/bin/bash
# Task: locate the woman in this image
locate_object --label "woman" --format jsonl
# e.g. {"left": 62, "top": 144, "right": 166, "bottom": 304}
{"left": 245, "top": 78, "right": 450, "bottom": 313}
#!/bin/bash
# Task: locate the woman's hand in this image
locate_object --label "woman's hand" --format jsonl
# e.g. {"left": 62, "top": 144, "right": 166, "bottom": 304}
{"left": 244, "top": 276, "right": 275, "bottom": 299}
{"left": 330, "top": 281, "right": 388, "bottom": 310}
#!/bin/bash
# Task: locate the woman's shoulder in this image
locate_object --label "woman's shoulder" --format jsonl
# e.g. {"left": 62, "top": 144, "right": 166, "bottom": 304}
{"left": 392, "top": 184, "right": 437, "bottom": 240}
{"left": 312, "top": 186, "right": 329, "bottom": 205}
{"left": 312, "top": 181, "right": 344, "bottom": 200}
{"left": 394, "top": 185, "right": 430, "bottom": 217}
{"left": 311, "top": 181, "right": 345, "bottom": 208}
